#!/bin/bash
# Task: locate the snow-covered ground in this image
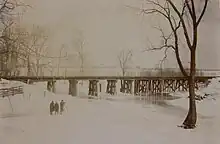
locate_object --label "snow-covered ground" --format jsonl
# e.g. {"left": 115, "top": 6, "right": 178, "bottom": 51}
{"left": 0, "top": 79, "right": 220, "bottom": 144}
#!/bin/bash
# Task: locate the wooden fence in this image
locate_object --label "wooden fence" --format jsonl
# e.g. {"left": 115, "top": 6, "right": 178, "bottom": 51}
{"left": 0, "top": 86, "right": 24, "bottom": 98}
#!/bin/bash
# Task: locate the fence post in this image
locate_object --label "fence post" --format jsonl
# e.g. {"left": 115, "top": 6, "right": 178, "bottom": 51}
{"left": 12, "top": 87, "right": 14, "bottom": 96}
{"left": 7, "top": 96, "right": 14, "bottom": 112}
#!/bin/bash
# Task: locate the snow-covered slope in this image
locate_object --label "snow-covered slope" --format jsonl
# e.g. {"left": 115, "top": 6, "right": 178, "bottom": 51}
{"left": 0, "top": 79, "right": 219, "bottom": 144}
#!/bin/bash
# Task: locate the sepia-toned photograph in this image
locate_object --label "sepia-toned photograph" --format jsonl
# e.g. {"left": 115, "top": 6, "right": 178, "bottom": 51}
{"left": 0, "top": 0, "right": 219, "bottom": 143}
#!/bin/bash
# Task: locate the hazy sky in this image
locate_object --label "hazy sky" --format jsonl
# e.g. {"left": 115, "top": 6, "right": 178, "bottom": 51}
{"left": 20, "top": 0, "right": 220, "bottom": 70}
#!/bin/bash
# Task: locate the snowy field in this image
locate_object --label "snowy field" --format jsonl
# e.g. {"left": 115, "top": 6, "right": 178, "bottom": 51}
{"left": 0, "top": 79, "right": 220, "bottom": 144}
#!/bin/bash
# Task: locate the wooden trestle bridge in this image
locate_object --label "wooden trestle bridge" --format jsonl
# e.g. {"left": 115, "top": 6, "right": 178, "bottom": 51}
{"left": 0, "top": 76, "right": 216, "bottom": 96}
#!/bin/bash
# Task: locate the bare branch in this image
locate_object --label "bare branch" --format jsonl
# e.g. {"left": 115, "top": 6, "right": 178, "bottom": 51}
{"left": 157, "top": 46, "right": 169, "bottom": 69}
{"left": 167, "top": 0, "right": 192, "bottom": 50}
{"left": 185, "top": 0, "right": 194, "bottom": 19}
{"left": 137, "top": 0, "right": 189, "bottom": 76}
{"left": 143, "top": 25, "right": 175, "bottom": 52}
{"left": 196, "top": 0, "right": 208, "bottom": 26}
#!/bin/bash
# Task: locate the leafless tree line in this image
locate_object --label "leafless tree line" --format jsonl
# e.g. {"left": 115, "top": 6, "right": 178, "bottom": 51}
{"left": 0, "top": 24, "right": 50, "bottom": 76}
{"left": 0, "top": 0, "right": 50, "bottom": 76}
{"left": 0, "top": 0, "right": 75, "bottom": 77}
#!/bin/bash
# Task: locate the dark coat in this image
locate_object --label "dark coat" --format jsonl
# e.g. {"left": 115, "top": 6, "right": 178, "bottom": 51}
{"left": 50, "top": 101, "right": 54, "bottom": 112}
{"left": 54, "top": 103, "right": 59, "bottom": 112}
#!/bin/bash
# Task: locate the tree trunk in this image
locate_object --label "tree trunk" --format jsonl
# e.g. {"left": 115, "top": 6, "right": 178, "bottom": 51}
{"left": 175, "top": 48, "right": 188, "bottom": 77}
{"left": 27, "top": 56, "right": 31, "bottom": 76}
{"left": 0, "top": 55, "right": 4, "bottom": 76}
{"left": 36, "top": 59, "right": 40, "bottom": 77}
{"left": 182, "top": 49, "right": 197, "bottom": 129}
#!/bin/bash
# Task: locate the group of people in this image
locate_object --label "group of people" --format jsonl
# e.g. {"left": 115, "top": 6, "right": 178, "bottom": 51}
{"left": 49, "top": 100, "right": 66, "bottom": 115}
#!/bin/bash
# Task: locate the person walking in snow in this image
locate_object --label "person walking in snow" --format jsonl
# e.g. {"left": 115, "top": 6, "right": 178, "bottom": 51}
{"left": 49, "top": 101, "right": 55, "bottom": 115}
{"left": 54, "top": 102, "right": 59, "bottom": 115}
{"left": 60, "top": 100, "right": 65, "bottom": 115}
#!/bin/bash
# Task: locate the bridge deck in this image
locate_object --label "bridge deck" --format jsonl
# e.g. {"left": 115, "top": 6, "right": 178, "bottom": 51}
{"left": 1, "top": 76, "right": 218, "bottom": 81}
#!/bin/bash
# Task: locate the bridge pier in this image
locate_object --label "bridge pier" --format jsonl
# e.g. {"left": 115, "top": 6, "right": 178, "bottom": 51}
{"left": 47, "top": 81, "right": 56, "bottom": 93}
{"left": 162, "top": 79, "right": 176, "bottom": 93}
{"left": 134, "top": 80, "right": 148, "bottom": 95}
{"left": 69, "top": 79, "right": 78, "bottom": 96}
{"left": 25, "top": 79, "right": 34, "bottom": 84}
{"left": 120, "top": 80, "right": 133, "bottom": 94}
{"left": 152, "top": 79, "right": 162, "bottom": 94}
{"left": 134, "top": 80, "right": 139, "bottom": 95}
{"left": 174, "top": 79, "right": 187, "bottom": 92}
{"left": 88, "top": 80, "right": 98, "bottom": 97}
{"left": 106, "top": 80, "right": 117, "bottom": 95}
{"left": 120, "top": 80, "right": 125, "bottom": 93}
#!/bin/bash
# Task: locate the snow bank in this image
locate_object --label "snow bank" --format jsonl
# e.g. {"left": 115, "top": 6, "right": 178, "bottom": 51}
{"left": 197, "top": 77, "right": 220, "bottom": 98}
{"left": 167, "top": 77, "right": 220, "bottom": 117}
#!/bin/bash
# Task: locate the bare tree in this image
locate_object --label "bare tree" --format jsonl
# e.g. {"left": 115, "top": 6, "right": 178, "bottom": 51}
{"left": 2, "top": 27, "right": 23, "bottom": 76}
{"left": 73, "top": 31, "right": 85, "bottom": 74}
{"left": 138, "top": 0, "right": 209, "bottom": 129}
{"left": 72, "top": 30, "right": 86, "bottom": 85}
{"left": 11, "top": 25, "right": 67, "bottom": 77}
{"left": 1, "top": 24, "right": 49, "bottom": 77}
{"left": 0, "top": 0, "right": 29, "bottom": 76}
{"left": 0, "top": 27, "right": 16, "bottom": 76}
{"left": 0, "top": 26, "right": 30, "bottom": 76}
{"left": 118, "top": 49, "right": 132, "bottom": 92}
{"left": 57, "top": 44, "right": 67, "bottom": 76}
{"left": 77, "top": 39, "right": 85, "bottom": 74}
{"left": 23, "top": 25, "right": 48, "bottom": 76}
{"left": 5, "top": 26, "right": 33, "bottom": 76}
{"left": 118, "top": 49, "right": 133, "bottom": 76}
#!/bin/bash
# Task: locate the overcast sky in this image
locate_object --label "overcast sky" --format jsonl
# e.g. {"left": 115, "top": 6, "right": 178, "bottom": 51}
{"left": 20, "top": 0, "right": 220, "bottom": 70}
